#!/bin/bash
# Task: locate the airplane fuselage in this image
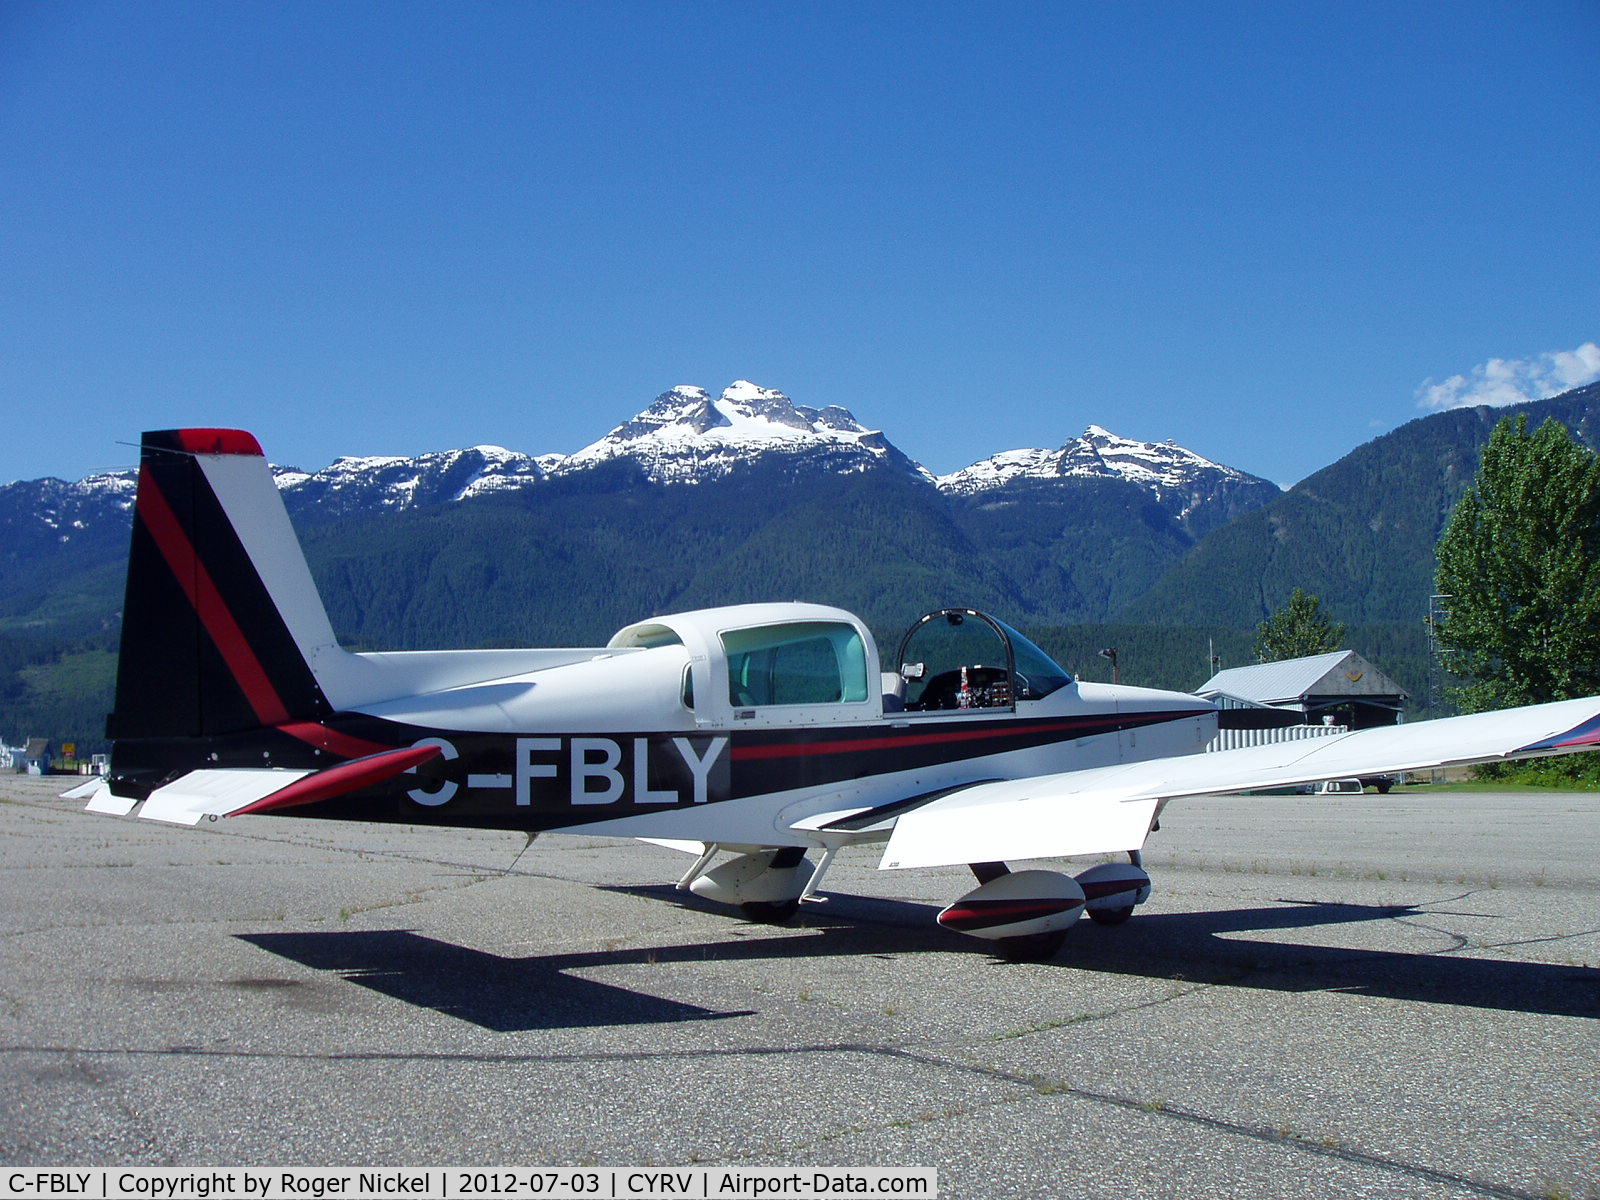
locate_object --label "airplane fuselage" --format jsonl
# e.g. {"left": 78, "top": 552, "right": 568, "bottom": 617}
{"left": 113, "top": 670, "right": 1217, "bottom": 847}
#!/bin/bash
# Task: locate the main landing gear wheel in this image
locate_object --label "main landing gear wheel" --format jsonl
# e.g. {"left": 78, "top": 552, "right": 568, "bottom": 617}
{"left": 1087, "top": 905, "right": 1134, "bottom": 926}
{"left": 692, "top": 848, "right": 811, "bottom": 923}
{"left": 740, "top": 898, "right": 801, "bottom": 923}
{"left": 996, "top": 930, "right": 1069, "bottom": 962}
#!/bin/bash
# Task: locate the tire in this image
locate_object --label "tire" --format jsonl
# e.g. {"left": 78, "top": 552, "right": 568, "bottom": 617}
{"left": 740, "top": 899, "right": 800, "bottom": 923}
{"left": 995, "top": 930, "right": 1068, "bottom": 961}
{"left": 1088, "top": 905, "right": 1134, "bottom": 927}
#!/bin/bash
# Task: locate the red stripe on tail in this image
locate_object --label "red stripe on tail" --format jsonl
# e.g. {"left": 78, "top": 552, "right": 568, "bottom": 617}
{"left": 136, "top": 465, "right": 292, "bottom": 728}
{"left": 174, "top": 429, "right": 264, "bottom": 456}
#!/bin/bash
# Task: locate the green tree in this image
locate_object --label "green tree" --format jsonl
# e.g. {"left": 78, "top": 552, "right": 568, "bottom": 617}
{"left": 1254, "top": 587, "right": 1347, "bottom": 662}
{"left": 1434, "top": 415, "right": 1600, "bottom": 713}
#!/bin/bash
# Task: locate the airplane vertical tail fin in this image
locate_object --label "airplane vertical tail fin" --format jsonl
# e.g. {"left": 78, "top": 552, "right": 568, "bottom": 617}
{"left": 108, "top": 429, "right": 340, "bottom": 743}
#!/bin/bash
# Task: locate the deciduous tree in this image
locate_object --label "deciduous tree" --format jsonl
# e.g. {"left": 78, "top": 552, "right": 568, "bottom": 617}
{"left": 1434, "top": 415, "right": 1600, "bottom": 713}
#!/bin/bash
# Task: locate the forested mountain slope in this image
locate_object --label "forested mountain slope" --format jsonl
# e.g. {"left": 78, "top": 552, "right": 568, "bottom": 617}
{"left": 1125, "top": 382, "right": 1600, "bottom": 626}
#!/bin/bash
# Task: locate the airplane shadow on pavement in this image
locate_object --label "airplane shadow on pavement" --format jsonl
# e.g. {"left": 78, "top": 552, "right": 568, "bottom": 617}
{"left": 1039, "top": 896, "right": 1600, "bottom": 1020}
{"left": 236, "top": 929, "right": 755, "bottom": 1032}
{"left": 598, "top": 885, "right": 1600, "bottom": 1022}
{"left": 239, "top": 888, "right": 1599, "bottom": 1030}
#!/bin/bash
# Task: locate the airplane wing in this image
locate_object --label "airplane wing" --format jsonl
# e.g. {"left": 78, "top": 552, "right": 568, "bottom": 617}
{"left": 879, "top": 695, "right": 1600, "bottom": 870}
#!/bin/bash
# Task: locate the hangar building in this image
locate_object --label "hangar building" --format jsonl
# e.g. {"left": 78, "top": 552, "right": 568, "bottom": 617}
{"left": 1198, "top": 650, "right": 1407, "bottom": 732}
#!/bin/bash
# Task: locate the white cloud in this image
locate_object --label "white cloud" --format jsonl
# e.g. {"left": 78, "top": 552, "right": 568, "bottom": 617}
{"left": 1415, "top": 341, "right": 1600, "bottom": 410}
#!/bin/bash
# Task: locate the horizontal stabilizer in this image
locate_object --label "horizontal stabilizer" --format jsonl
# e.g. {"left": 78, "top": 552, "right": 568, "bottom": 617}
{"left": 139, "top": 768, "right": 315, "bottom": 825}
{"left": 82, "top": 781, "right": 139, "bottom": 816}
{"left": 882, "top": 695, "right": 1600, "bottom": 870}
{"left": 133, "top": 744, "right": 443, "bottom": 826}
{"left": 65, "top": 777, "right": 141, "bottom": 816}
{"left": 67, "top": 777, "right": 140, "bottom": 817}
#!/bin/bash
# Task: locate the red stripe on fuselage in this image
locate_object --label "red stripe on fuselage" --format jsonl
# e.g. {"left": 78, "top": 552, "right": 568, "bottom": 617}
{"left": 731, "top": 710, "right": 1211, "bottom": 762}
{"left": 136, "top": 464, "right": 292, "bottom": 728}
{"left": 230, "top": 744, "right": 442, "bottom": 816}
{"left": 276, "top": 720, "right": 395, "bottom": 759}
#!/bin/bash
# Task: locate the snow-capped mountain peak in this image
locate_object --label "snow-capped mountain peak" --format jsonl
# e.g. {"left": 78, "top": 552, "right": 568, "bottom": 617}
{"left": 5, "top": 384, "right": 1275, "bottom": 550}
{"left": 554, "top": 381, "right": 920, "bottom": 484}
{"left": 273, "top": 444, "right": 550, "bottom": 511}
{"left": 719, "top": 379, "right": 808, "bottom": 422}
{"left": 938, "top": 426, "right": 1263, "bottom": 497}
{"left": 933, "top": 426, "right": 1280, "bottom": 536}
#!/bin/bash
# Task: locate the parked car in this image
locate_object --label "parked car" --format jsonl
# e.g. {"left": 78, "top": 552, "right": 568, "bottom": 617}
{"left": 1317, "top": 778, "right": 1364, "bottom": 795}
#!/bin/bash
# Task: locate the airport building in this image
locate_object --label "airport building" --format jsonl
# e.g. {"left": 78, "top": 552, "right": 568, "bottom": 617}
{"left": 1198, "top": 650, "right": 1407, "bottom": 732}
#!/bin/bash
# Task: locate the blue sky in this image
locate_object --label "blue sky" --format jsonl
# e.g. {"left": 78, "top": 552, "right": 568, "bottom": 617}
{"left": 3, "top": 1, "right": 1596, "bottom": 487}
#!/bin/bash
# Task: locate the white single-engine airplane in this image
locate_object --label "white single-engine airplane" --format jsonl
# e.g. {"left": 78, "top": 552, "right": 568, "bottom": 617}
{"left": 77, "top": 429, "right": 1600, "bottom": 958}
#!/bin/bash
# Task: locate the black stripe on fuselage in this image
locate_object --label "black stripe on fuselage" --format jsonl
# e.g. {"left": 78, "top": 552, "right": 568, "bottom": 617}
{"left": 108, "top": 707, "right": 1211, "bottom": 830}
{"left": 727, "top": 709, "right": 1211, "bottom": 795}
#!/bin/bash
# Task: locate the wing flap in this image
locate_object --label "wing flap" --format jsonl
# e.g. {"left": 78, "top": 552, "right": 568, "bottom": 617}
{"left": 882, "top": 695, "right": 1600, "bottom": 870}
{"left": 883, "top": 788, "right": 1159, "bottom": 870}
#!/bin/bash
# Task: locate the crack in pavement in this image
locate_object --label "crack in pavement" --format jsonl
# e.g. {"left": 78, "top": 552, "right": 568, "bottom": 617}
{"left": 1387, "top": 891, "right": 1600, "bottom": 956}
{"left": 0, "top": 1039, "right": 1557, "bottom": 1200}
{"left": 987, "top": 978, "right": 1225, "bottom": 1040}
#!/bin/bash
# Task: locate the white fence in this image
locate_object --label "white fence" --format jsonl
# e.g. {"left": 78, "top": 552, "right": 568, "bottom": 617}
{"left": 1205, "top": 723, "right": 1348, "bottom": 753}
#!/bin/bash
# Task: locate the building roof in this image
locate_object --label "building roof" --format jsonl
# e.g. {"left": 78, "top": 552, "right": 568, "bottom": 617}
{"left": 1197, "top": 650, "right": 1406, "bottom": 705}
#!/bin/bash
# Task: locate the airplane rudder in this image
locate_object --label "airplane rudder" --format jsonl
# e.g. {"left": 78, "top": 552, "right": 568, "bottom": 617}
{"left": 108, "top": 428, "right": 331, "bottom": 741}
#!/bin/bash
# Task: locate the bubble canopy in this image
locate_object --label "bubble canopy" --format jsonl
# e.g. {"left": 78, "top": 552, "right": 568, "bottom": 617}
{"left": 893, "top": 608, "right": 1073, "bottom": 711}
